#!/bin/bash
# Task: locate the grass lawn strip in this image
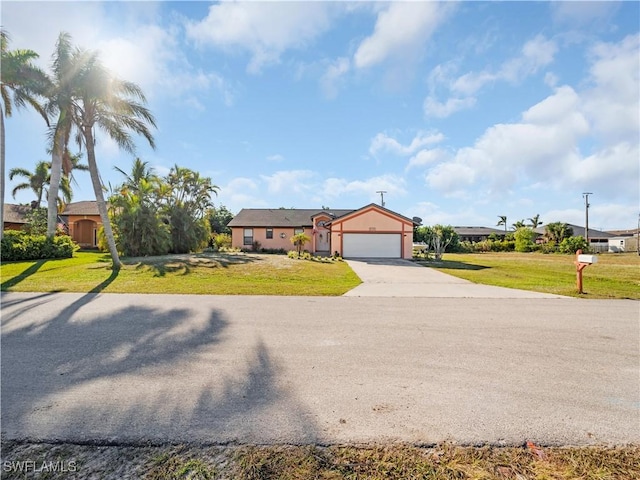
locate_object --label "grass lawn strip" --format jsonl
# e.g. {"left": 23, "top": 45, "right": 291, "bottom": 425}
{"left": 421, "top": 252, "right": 640, "bottom": 300}
{"left": 0, "top": 251, "right": 361, "bottom": 296}
{"left": 1, "top": 442, "right": 638, "bottom": 479}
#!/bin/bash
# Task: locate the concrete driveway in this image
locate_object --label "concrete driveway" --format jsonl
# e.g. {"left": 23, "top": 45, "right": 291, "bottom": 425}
{"left": 344, "top": 259, "right": 567, "bottom": 298}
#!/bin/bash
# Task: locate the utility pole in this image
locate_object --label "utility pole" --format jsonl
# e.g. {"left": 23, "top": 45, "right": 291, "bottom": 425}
{"left": 376, "top": 190, "right": 387, "bottom": 207}
{"left": 583, "top": 192, "right": 592, "bottom": 245}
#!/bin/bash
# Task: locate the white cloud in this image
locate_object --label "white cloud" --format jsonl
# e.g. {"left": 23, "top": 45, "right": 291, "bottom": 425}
{"left": 266, "top": 154, "right": 285, "bottom": 162}
{"left": 369, "top": 131, "right": 444, "bottom": 157}
{"left": 423, "top": 96, "right": 476, "bottom": 118}
{"left": 582, "top": 34, "right": 640, "bottom": 143}
{"left": 186, "top": 2, "right": 334, "bottom": 74}
{"left": 354, "top": 2, "right": 447, "bottom": 70}
{"left": 323, "top": 174, "right": 407, "bottom": 200}
{"left": 406, "top": 148, "right": 450, "bottom": 171}
{"left": 320, "top": 57, "right": 350, "bottom": 99}
{"left": 551, "top": 2, "right": 619, "bottom": 26}
{"left": 451, "top": 35, "right": 557, "bottom": 96}
{"left": 260, "top": 170, "right": 316, "bottom": 194}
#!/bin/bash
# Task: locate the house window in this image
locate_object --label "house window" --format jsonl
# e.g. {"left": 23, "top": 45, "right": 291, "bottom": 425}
{"left": 266, "top": 228, "right": 273, "bottom": 239}
{"left": 294, "top": 228, "right": 304, "bottom": 235}
{"left": 243, "top": 228, "right": 253, "bottom": 245}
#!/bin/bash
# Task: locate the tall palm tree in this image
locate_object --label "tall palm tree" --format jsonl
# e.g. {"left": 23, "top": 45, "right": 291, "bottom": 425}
{"left": 9, "top": 160, "right": 73, "bottom": 207}
{"left": 528, "top": 214, "right": 542, "bottom": 229}
{"left": 496, "top": 215, "right": 508, "bottom": 233}
{"left": 72, "top": 50, "right": 156, "bottom": 268}
{"left": 1, "top": 29, "right": 49, "bottom": 239}
{"left": 45, "top": 32, "right": 82, "bottom": 238}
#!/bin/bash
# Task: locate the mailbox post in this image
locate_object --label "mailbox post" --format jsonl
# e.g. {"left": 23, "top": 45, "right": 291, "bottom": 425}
{"left": 574, "top": 249, "right": 597, "bottom": 294}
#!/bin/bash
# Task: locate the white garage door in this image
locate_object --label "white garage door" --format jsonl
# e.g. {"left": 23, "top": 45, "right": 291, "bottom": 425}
{"left": 342, "top": 233, "right": 401, "bottom": 258}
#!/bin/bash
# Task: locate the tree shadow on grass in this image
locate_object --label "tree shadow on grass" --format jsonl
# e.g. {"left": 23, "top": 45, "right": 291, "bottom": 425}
{"left": 1, "top": 259, "right": 48, "bottom": 290}
{"left": 128, "top": 252, "right": 262, "bottom": 277}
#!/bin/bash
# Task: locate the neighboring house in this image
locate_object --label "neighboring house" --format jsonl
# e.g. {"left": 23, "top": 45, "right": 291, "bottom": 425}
{"left": 608, "top": 235, "right": 639, "bottom": 253}
{"left": 2, "top": 203, "right": 30, "bottom": 231}
{"left": 534, "top": 223, "right": 615, "bottom": 252}
{"left": 228, "top": 203, "right": 417, "bottom": 259}
{"left": 60, "top": 201, "right": 102, "bottom": 248}
{"left": 453, "top": 226, "right": 506, "bottom": 243}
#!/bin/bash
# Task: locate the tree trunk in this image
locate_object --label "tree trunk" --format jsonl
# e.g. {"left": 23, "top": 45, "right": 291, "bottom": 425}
{"left": 84, "top": 125, "right": 122, "bottom": 269}
{"left": 0, "top": 107, "right": 5, "bottom": 241}
{"left": 47, "top": 121, "right": 65, "bottom": 237}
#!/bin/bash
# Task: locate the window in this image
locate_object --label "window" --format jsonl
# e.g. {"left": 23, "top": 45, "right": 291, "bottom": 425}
{"left": 266, "top": 228, "right": 273, "bottom": 239}
{"left": 243, "top": 228, "right": 253, "bottom": 245}
{"left": 294, "top": 228, "right": 304, "bottom": 235}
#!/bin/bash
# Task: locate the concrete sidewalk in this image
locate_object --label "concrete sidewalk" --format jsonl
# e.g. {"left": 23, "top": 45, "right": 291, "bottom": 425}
{"left": 344, "top": 259, "right": 568, "bottom": 298}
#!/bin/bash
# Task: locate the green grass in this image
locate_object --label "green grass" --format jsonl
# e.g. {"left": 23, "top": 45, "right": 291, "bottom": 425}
{"left": 420, "top": 252, "right": 640, "bottom": 299}
{"left": 0, "top": 251, "right": 361, "bottom": 296}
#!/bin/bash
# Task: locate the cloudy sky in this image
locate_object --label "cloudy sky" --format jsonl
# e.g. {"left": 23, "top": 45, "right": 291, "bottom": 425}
{"left": 3, "top": 1, "right": 639, "bottom": 230}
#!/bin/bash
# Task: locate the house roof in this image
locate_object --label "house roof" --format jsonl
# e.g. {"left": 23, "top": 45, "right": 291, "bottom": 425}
{"left": 328, "top": 203, "right": 417, "bottom": 225}
{"left": 61, "top": 201, "right": 99, "bottom": 216}
{"left": 453, "top": 226, "right": 506, "bottom": 236}
{"left": 3, "top": 204, "right": 31, "bottom": 224}
{"left": 227, "top": 208, "right": 354, "bottom": 228}
{"left": 534, "top": 223, "right": 614, "bottom": 238}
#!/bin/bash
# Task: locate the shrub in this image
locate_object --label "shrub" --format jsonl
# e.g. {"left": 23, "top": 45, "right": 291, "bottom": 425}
{"left": 514, "top": 227, "right": 537, "bottom": 252}
{"left": 0, "top": 231, "right": 78, "bottom": 261}
{"left": 212, "top": 233, "right": 232, "bottom": 250}
{"left": 559, "top": 236, "right": 589, "bottom": 254}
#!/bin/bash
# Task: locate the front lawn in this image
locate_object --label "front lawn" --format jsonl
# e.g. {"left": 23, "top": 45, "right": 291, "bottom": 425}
{"left": 0, "top": 251, "right": 361, "bottom": 296}
{"left": 419, "top": 252, "right": 640, "bottom": 299}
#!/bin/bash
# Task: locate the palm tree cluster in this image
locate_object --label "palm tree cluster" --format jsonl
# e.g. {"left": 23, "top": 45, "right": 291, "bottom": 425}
{"left": 1, "top": 30, "right": 157, "bottom": 268}
{"left": 109, "top": 159, "right": 218, "bottom": 256}
{"left": 496, "top": 214, "right": 543, "bottom": 232}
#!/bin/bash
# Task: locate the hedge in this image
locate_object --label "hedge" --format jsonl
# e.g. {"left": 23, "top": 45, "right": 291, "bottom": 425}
{"left": 0, "top": 231, "right": 79, "bottom": 261}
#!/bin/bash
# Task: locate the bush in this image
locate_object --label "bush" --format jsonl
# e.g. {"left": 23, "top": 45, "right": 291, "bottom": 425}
{"left": 514, "top": 227, "right": 537, "bottom": 252}
{"left": 0, "top": 231, "right": 78, "bottom": 261}
{"left": 260, "top": 248, "right": 287, "bottom": 255}
{"left": 559, "top": 236, "right": 589, "bottom": 254}
{"left": 212, "top": 233, "right": 232, "bottom": 250}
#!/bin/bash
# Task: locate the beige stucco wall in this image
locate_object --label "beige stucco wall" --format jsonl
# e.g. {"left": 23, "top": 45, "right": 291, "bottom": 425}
{"left": 330, "top": 207, "right": 413, "bottom": 259}
{"left": 231, "top": 227, "right": 312, "bottom": 251}
{"left": 68, "top": 215, "right": 102, "bottom": 247}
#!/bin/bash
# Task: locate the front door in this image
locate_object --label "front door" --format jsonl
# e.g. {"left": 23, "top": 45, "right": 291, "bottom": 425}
{"left": 316, "top": 228, "right": 330, "bottom": 252}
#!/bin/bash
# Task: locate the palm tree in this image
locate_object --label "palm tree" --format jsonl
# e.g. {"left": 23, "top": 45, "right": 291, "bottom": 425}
{"left": 512, "top": 219, "right": 526, "bottom": 230}
{"left": 45, "top": 32, "right": 82, "bottom": 238}
{"left": 72, "top": 50, "right": 156, "bottom": 268}
{"left": 528, "top": 214, "right": 542, "bottom": 229}
{"left": 114, "top": 157, "right": 158, "bottom": 195}
{"left": 1, "top": 29, "right": 49, "bottom": 239}
{"left": 9, "top": 160, "right": 73, "bottom": 207}
{"left": 496, "top": 215, "right": 508, "bottom": 233}
{"left": 9, "top": 161, "right": 50, "bottom": 205}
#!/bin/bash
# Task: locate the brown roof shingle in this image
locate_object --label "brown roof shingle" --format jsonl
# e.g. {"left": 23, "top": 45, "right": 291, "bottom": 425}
{"left": 61, "top": 201, "right": 99, "bottom": 216}
{"left": 228, "top": 208, "right": 354, "bottom": 228}
{"left": 3, "top": 204, "right": 31, "bottom": 224}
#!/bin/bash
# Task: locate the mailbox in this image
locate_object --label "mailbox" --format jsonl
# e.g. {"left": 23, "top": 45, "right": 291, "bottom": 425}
{"left": 577, "top": 254, "right": 597, "bottom": 264}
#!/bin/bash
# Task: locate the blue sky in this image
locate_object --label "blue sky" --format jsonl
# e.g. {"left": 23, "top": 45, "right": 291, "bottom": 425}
{"left": 3, "top": 1, "right": 639, "bottom": 230}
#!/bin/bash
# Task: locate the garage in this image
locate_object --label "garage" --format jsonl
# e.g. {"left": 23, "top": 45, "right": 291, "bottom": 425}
{"left": 342, "top": 233, "right": 401, "bottom": 258}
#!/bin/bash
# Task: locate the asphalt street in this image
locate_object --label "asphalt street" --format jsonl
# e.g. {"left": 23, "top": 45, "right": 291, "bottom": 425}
{"left": 1, "top": 292, "right": 638, "bottom": 446}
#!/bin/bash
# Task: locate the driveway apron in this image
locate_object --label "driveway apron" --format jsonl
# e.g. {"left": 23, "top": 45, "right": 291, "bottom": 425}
{"left": 343, "top": 258, "right": 567, "bottom": 298}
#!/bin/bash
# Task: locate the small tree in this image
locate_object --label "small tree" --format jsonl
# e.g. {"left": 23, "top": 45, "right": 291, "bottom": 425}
{"left": 559, "top": 235, "right": 588, "bottom": 254}
{"left": 430, "top": 225, "right": 457, "bottom": 260}
{"left": 514, "top": 227, "right": 536, "bottom": 252}
{"left": 208, "top": 205, "right": 234, "bottom": 234}
{"left": 290, "top": 233, "right": 311, "bottom": 255}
